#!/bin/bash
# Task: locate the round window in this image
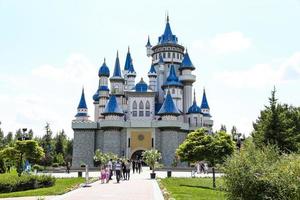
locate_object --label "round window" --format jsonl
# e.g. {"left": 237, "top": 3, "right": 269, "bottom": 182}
{"left": 138, "top": 134, "right": 144, "bottom": 141}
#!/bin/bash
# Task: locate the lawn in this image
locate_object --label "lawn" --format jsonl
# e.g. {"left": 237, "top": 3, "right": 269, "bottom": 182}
{"left": 160, "top": 177, "right": 226, "bottom": 200}
{"left": 0, "top": 177, "right": 85, "bottom": 198}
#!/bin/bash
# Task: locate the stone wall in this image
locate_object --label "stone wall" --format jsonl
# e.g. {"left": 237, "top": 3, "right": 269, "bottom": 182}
{"left": 160, "top": 130, "right": 179, "bottom": 167}
{"left": 103, "top": 129, "right": 121, "bottom": 156}
{"left": 72, "top": 129, "right": 95, "bottom": 168}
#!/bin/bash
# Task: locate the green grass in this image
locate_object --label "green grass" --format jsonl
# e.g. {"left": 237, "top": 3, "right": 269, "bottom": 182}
{"left": 160, "top": 177, "right": 226, "bottom": 200}
{"left": 0, "top": 177, "right": 85, "bottom": 198}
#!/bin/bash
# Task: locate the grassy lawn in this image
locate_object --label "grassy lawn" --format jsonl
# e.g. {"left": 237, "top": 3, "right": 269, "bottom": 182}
{"left": 0, "top": 177, "right": 85, "bottom": 198}
{"left": 160, "top": 177, "right": 226, "bottom": 200}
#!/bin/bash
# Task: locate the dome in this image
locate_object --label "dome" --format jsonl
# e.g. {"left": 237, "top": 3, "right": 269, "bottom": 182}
{"left": 188, "top": 102, "right": 201, "bottom": 114}
{"left": 98, "top": 60, "right": 110, "bottom": 77}
{"left": 135, "top": 78, "right": 148, "bottom": 92}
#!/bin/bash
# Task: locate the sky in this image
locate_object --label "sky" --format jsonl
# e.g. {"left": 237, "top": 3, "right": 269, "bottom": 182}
{"left": 0, "top": 0, "right": 300, "bottom": 138}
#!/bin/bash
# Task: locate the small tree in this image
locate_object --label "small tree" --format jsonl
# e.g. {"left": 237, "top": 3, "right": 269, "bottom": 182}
{"left": 177, "top": 128, "right": 234, "bottom": 188}
{"left": 142, "top": 149, "right": 161, "bottom": 174}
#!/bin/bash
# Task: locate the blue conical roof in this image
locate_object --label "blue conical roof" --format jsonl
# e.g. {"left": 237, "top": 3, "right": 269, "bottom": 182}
{"left": 158, "top": 16, "right": 178, "bottom": 44}
{"left": 93, "top": 85, "right": 109, "bottom": 101}
{"left": 200, "top": 89, "right": 210, "bottom": 109}
{"left": 158, "top": 92, "right": 180, "bottom": 116}
{"left": 103, "top": 95, "right": 124, "bottom": 115}
{"left": 77, "top": 88, "right": 87, "bottom": 109}
{"left": 135, "top": 78, "right": 148, "bottom": 92}
{"left": 124, "top": 47, "right": 132, "bottom": 71}
{"left": 179, "top": 51, "right": 195, "bottom": 70}
{"left": 148, "top": 64, "right": 157, "bottom": 74}
{"left": 112, "top": 51, "right": 122, "bottom": 77}
{"left": 98, "top": 59, "right": 110, "bottom": 77}
{"left": 188, "top": 91, "right": 201, "bottom": 114}
{"left": 145, "top": 36, "right": 152, "bottom": 47}
{"left": 162, "top": 65, "right": 183, "bottom": 88}
{"left": 128, "top": 59, "right": 136, "bottom": 73}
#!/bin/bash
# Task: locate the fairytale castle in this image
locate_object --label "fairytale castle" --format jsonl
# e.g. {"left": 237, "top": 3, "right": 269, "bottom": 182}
{"left": 72, "top": 16, "right": 213, "bottom": 167}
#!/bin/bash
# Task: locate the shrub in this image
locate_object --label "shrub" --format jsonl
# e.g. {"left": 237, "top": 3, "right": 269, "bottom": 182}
{"left": 223, "top": 141, "right": 300, "bottom": 200}
{"left": 0, "top": 173, "right": 55, "bottom": 193}
{"left": 32, "top": 164, "right": 44, "bottom": 172}
{"left": 52, "top": 163, "right": 59, "bottom": 168}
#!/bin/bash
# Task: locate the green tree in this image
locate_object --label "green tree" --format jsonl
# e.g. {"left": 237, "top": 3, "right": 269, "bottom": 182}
{"left": 0, "top": 122, "right": 4, "bottom": 149}
{"left": 252, "top": 88, "right": 300, "bottom": 153}
{"left": 14, "top": 129, "right": 22, "bottom": 141}
{"left": 142, "top": 149, "right": 162, "bottom": 174}
{"left": 55, "top": 129, "right": 66, "bottom": 155}
{"left": 41, "top": 123, "right": 54, "bottom": 166}
{"left": 28, "top": 129, "right": 34, "bottom": 140}
{"left": 4, "top": 132, "right": 13, "bottom": 146}
{"left": 177, "top": 128, "right": 235, "bottom": 188}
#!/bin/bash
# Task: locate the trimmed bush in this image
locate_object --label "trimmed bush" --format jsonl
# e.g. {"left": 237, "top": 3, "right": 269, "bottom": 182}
{"left": 223, "top": 142, "right": 300, "bottom": 200}
{"left": 52, "top": 163, "right": 59, "bottom": 168}
{"left": 0, "top": 173, "right": 55, "bottom": 193}
{"left": 32, "top": 164, "right": 44, "bottom": 172}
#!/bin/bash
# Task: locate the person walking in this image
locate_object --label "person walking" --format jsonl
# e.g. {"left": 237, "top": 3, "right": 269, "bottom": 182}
{"left": 126, "top": 160, "right": 131, "bottom": 180}
{"left": 132, "top": 160, "right": 136, "bottom": 174}
{"left": 105, "top": 166, "right": 110, "bottom": 183}
{"left": 122, "top": 160, "right": 127, "bottom": 180}
{"left": 115, "top": 160, "right": 122, "bottom": 183}
{"left": 100, "top": 166, "right": 106, "bottom": 184}
{"left": 107, "top": 159, "right": 113, "bottom": 180}
{"left": 137, "top": 159, "right": 142, "bottom": 174}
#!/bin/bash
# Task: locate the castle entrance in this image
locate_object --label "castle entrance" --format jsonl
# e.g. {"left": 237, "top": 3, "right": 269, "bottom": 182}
{"left": 131, "top": 150, "right": 144, "bottom": 160}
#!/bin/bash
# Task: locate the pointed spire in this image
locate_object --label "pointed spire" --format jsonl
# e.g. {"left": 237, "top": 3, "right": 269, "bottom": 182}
{"left": 158, "top": 91, "right": 180, "bottom": 116}
{"left": 112, "top": 51, "right": 122, "bottom": 77}
{"left": 179, "top": 50, "right": 195, "bottom": 71}
{"left": 193, "top": 89, "right": 196, "bottom": 103}
{"left": 124, "top": 47, "right": 132, "bottom": 71}
{"left": 158, "top": 14, "right": 178, "bottom": 44}
{"left": 200, "top": 88, "right": 210, "bottom": 109}
{"left": 128, "top": 58, "right": 136, "bottom": 73}
{"left": 162, "top": 65, "right": 183, "bottom": 88}
{"left": 187, "top": 90, "right": 201, "bottom": 114}
{"left": 77, "top": 88, "right": 87, "bottom": 109}
{"left": 103, "top": 95, "right": 124, "bottom": 116}
{"left": 146, "top": 35, "right": 152, "bottom": 47}
{"left": 98, "top": 58, "right": 110, "bottom": 77}
{"left": 148, "top": 63, "right": 157, "bottom": 74}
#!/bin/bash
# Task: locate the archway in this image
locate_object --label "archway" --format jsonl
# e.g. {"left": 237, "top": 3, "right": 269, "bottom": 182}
{"left": 131, "top": 150, "right": 144, "bottom": 160}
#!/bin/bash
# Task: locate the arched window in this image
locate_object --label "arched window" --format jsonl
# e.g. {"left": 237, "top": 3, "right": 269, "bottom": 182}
{"left": 114, "top": 85, "right": 119, "bottom": 94}
{"left": 172, "top": 88, "right": 175, "bottom": 94}
{"left": 132, "top": 101, "right": 137, "bottom": 117}
{"left": 139, "top": 101, "right": 144, "bottom": 117}
{"left": 146, "top": 101, "right": 150, "bottom": 116}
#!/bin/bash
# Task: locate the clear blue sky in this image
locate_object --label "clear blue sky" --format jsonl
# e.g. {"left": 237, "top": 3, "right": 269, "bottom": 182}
{"left": 1, "top": 0, "right": 300, "bottom": 137}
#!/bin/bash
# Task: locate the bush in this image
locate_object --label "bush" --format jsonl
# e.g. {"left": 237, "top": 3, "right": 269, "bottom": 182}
{"left": 223, "top": 142, "right": 300, "bottom": 200}
{"left": 52, "top": 163, "right": 59, "bottom": 168}
{"left": 0, "top": 173, "right": 55, "bottom": 193}
{"left": 32, "top": 164, "right": 44, "bottom": 172}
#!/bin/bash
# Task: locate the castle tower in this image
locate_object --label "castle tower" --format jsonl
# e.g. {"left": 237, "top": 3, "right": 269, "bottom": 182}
{"left": 200, "top": 89, "right": 210, "bottom": 115}
{"left": 93, "top": 59, "right": 110, "bottom": 120}
{"left": 148, "top": 63, "right": 157, "bottom": 91}
{"left": 126, "top": 58, "right": 136, "bottom": 90}
{"left": 102, "top": 95, "right": 124, "bottom": 120}
{"left": 123, "top": 47, "right": 132, "bottom": 90}
{"left": 161, "top": 65, "right": 183, "bottom": 111}
{"left": 75, "top": 88, "right": 89, "bottom": 121}
{"left": 187, "top": 90, "right": 202, "bottom": 127}
{"left": 179, "top": 50, "right": 196, "bottom": 115}
{"left": 145, "top": 36, "right": 153, "bottom": 57}
{"left": 157, "top": 91, "right": 180, "bottom": 120}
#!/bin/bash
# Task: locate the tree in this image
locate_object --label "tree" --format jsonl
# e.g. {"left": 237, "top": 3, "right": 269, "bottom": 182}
{"left": 0, "top": 122, "right": 4, "bottom": 149}
{"left": 142, "top": 149, "right": 162, "bottom": 174}
{"left": 252, "top": 88, "right": 300, "bottom": 153}
{"left": 4, "top": 132, "right": 13, "bottom": 146}
{"left": 14, "top": 129, "right": 22, "bottom": 141}
{"left": 177, "top": 128, "right": 235, "bottom": 188}
{"left": 40, "top": 123, "right": 54, "bottom": 166}
{"left": 55, "top": 130, "right": 66, "bottom": 155}
{"left": 28, "top": 129, "right": 34, "bottom": 140}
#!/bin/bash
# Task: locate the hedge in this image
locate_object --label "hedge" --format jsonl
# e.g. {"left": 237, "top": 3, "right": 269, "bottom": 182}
{"left": 0, "top": 174, "right": 55, "bottom": 193}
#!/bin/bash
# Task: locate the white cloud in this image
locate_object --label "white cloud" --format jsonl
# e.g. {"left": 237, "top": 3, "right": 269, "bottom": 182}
{"left": 213, "top": 52, "right": 300, "bottom": 88}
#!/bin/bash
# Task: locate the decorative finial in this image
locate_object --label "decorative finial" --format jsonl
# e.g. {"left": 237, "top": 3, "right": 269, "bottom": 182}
{"left": 104, "top": 57, "right": 106, "bottom": 63}
{"left": 128, "top": 46, "right": 130, "bottom": 53}
{"left": 194, "top": 89, "right": 196, "bottom": 102}
{"left": 117, "top": 50, "right": 119, "bottom": 57}
{"left": 166, "top": 11, "right": 169, "bottom": 23}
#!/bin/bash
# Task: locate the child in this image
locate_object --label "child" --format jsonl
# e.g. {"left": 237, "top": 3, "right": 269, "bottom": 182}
{"left": 100, "top": 167, "right": 106, "bottom": 184}
{"left": 105, "top": 166, "right": 110, "bottom": 183}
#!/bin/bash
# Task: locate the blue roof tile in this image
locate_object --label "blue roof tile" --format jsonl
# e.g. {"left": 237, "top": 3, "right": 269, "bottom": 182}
{"left": 112, "top": 51, "right": 122, "bottom": 77}
{"left": 103, "top": 95, "right": 124, "bottom": 115}
{"left": 98, "top": 59, "right": 110, "bottom": 77}
{"left": 124, "top": 47, "right": 132, "bottom": 71}
{"left": 93, "top": 85, "right": 109, "bottom": 101}
{"left": 158, "top": 92, "right": 180, "bottom": 116}
{"left": 179, "top": 51, "right": 195, "bottom": 70}
{"left": 77, "top": 88, "right": 87, "bottom": 109}
{"left": 148, "top": 64, "right": 157, "bottom": 74}
{"left": 158, "top": 16, "right": 178, "bottom": 45}
{"left": 188, "top": 91, "right": 201, "bottom": 114}
{"left": 200, "top": 89, "right": 210, "bottom": 109}
{"left": 162, "top": 65, "right": 183, "bottom": 88}
{"left": 135, "top": 78, "right": 148, "bottom": 92}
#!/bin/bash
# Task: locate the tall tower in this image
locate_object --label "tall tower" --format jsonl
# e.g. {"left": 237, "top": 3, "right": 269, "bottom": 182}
{"left": 145, "top": 36, "right": 153, "bottom": 57}
{"left": 126, "top": 58, "right": 136, "bottom": 90}
{"left": 75, "top": 88, "right": 89, "bottom": 121}
{"left": 123, "top": 47, "right": 132, "bottom": 90}
{"left": 200, "top": 89, "right": 211, "bottom": 116}
{"left": 93, "top": 59, "right": 110, "bottom": 120}
{"left": 148, "top": 63, "right": 157, "bottom": 91}
{"left": 179, "top": 50, "right": 196, "bottom": 115}
{"left": 148, "top": 15, "right": 185, "bottom": 104}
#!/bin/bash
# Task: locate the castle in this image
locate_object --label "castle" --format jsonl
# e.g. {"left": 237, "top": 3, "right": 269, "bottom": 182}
{"left": 72, "top": 16, "right": 213, "bottom": 167}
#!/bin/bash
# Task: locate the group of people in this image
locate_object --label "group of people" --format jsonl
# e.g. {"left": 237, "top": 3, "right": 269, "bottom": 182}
{"left": 100, "top": 158, "right": 143, "bottom": 184}
{"left": 196, "top": 161, "right": 208, "bottom": 174}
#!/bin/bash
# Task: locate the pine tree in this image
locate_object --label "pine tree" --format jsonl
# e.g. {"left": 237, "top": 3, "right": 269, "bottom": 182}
{"left": 0, "top": 122, "right": 4, "bottom": 149}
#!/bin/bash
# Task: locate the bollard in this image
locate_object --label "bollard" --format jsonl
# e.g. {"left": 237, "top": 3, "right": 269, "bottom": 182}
{"left": 78, "top": 171, "right": 82, "bottom": 177}
{"left": 167, "top": 170, "right": 172, "bottom": 178}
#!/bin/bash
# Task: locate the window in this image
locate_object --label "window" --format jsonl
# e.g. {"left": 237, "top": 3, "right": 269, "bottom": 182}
{"left": 128, "top": 138, "right": 131, "bottom": 148}
{"left": 133, "top": 101, "right": 137, "bottom": 117}
{"left": 194, "top": 117, "right": 198, "bottom": 126}
{"left": 163, "top": 52, "right": 166, "bottom": 58}
{"left": 114, "top": 85, "right": 119, "bottom": 94}
{"left": 146, "top": 101, "right": 150, "bottom": 116}
{"left": 173, "top": 52, "right": 175, "bottom": 58}
{"left": 172, "top": 88, "right": 175, "bottom": 94}
{"left": 177, "top": 53, "right": 179, "bottom": 59}
{"left": 139, "top": 101, "right": 144, "bottom": 116}
{"left": 168, "top": 52, "right": 170, "bottom": 58}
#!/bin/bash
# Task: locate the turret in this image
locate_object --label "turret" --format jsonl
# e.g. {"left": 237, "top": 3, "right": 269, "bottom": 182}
{"left": 110, "top": 51, "right": 124, "bottom": 96}
{"left": 200, "top": 89, "right": 211, "bottom": 116}
{"left": 145, "top": 36, "right": 152, "bottom": 57}
{"left": 93, "top": 58, "right": 110, "bottom": 120}
{"left": 126, "top": 58, "right": 136, "bottom": 90}
{"left": 158, "top": 91, "right": 180, "bottom": 120}
{"left": 123, "top": 47, "right": 132, "bottom": 90}
{"left": 187, "top": 90, "right": 202, "bottom": 127}
{"left": 75, "top": 88, "right": 89, "bottom": 121}
{"left": 148, "top": 63, "right": 157, "bottom": 91}
{"left": 179, "top": 50, "right": 196, "bottom": 115}
{"left": 161, "top": 65, "right": 183, "bottom": 111}
{"left": 102, "top": 95, "right": 124, "bottom": 120}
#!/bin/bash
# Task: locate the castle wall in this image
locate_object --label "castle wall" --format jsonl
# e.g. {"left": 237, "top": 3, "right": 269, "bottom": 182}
{"left": 160, "top": 130, "right": 179, "bottom": 167}
{"left": 72, "top": 129, "right": 95, "bottom": 168}
{"left": 103, "top": 129, "right": 122, "bottom": 156}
